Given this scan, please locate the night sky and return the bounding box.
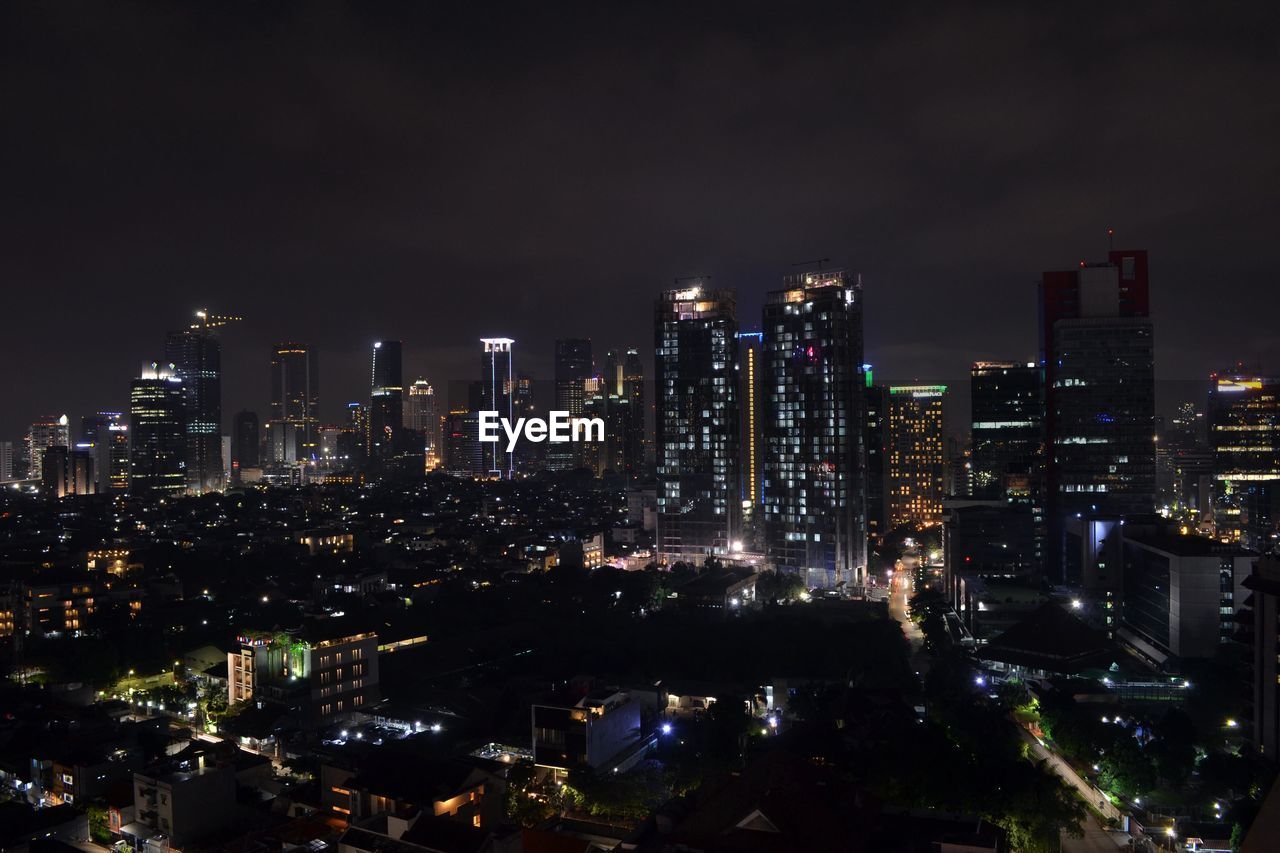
[4,2,1278,439]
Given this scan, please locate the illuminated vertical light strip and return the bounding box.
[747,347,757,503]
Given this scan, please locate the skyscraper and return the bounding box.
[165,310,238,493]
[762,270,868,590]
[368,340,403,462]
[267,343,319,465]
[654,283,740,565]
[28,415,70,486]
[405,378,440,471]
[129,362,187,495]
[480,338,515,478]
[1209,372,1280,550]
[551,338,593,471]
[232,410,260,480]
[82,412,128,494]
[970,362,1043,500]
[887,385,947,528]
[864,377,889,542]
[1040,249,1155,583]
[0,442,14,483]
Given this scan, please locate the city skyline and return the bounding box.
[4,4,1279,437]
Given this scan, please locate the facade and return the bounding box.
[761,270,868,590]
[0,440,13,482]
[228,628,380,726]
[479,338,515,477]
[28,414,70,487]
[1209,373,1280,550]
[532,690,643,773]
[165,316,229,494]
[42,445,96,497]
[1040,249,1155,583]
[231,409,260,480]
[1243,556,1280,760]
[654,284,740,564]
[1116,525,1254,667]
[551,338,593,471]
[81,412,128,493]
[970,361,1043,499]
[405,378,440,470]
[129,363,187,495]
[130,752,236,849]
[267,342,320,466]
[886,385,946,528]
[369,340,404,462]
[864,379,889,541]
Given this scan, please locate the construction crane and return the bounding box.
[189,309,243,332]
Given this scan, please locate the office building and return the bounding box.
[1243,555,1280,759]
[551,338,592,471]
[165,311,237,493]
[1114,523,1254,667]
[81,412,127,493]
[1209,372,1280,550]
[1040,249,1155,583]
[228,626,380,726]
[762,270,868,590]
[585,350,644,481]
[532,690,643,775]
[864,378,889,542]
[266,342,319,466]
[129,362,187,495]
[479,338,515,478]
[405,378,440,470]
[368,340,403,462]
[970,361,1042,499]
[28,414,70,486]
[654,283,740,564]
[0,441,14,482]
[887,385,947,528]
[444,406,484,477]
[231,409,260,482]
[41,445,96,498]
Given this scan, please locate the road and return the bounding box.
[886,563,930,676]
[1020,727,1123,824]
[1062,811,1133,853]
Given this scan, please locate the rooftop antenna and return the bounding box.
[1107,228,1115,252]
[792,257,830,271]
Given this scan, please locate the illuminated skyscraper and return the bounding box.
[0,442,14,483]
[887,385,947,528]
[165,310,238,493]
[480,338,515,478]
[551,338,592,471]
[82,412,128,493]
[28,415,70,486]
[762,270,868,589]
[970,362,1043,500]
[654,283,740,564]
[1040,250,1155,583]
[405,378,441,471]
[1209,372,1280,550]
[129,362,187,495]
[368,341,403,461]
[267,342,319,465]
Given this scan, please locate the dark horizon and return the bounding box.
[4,2,1279,438]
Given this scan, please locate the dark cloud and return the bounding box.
[2,1,1277,436]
